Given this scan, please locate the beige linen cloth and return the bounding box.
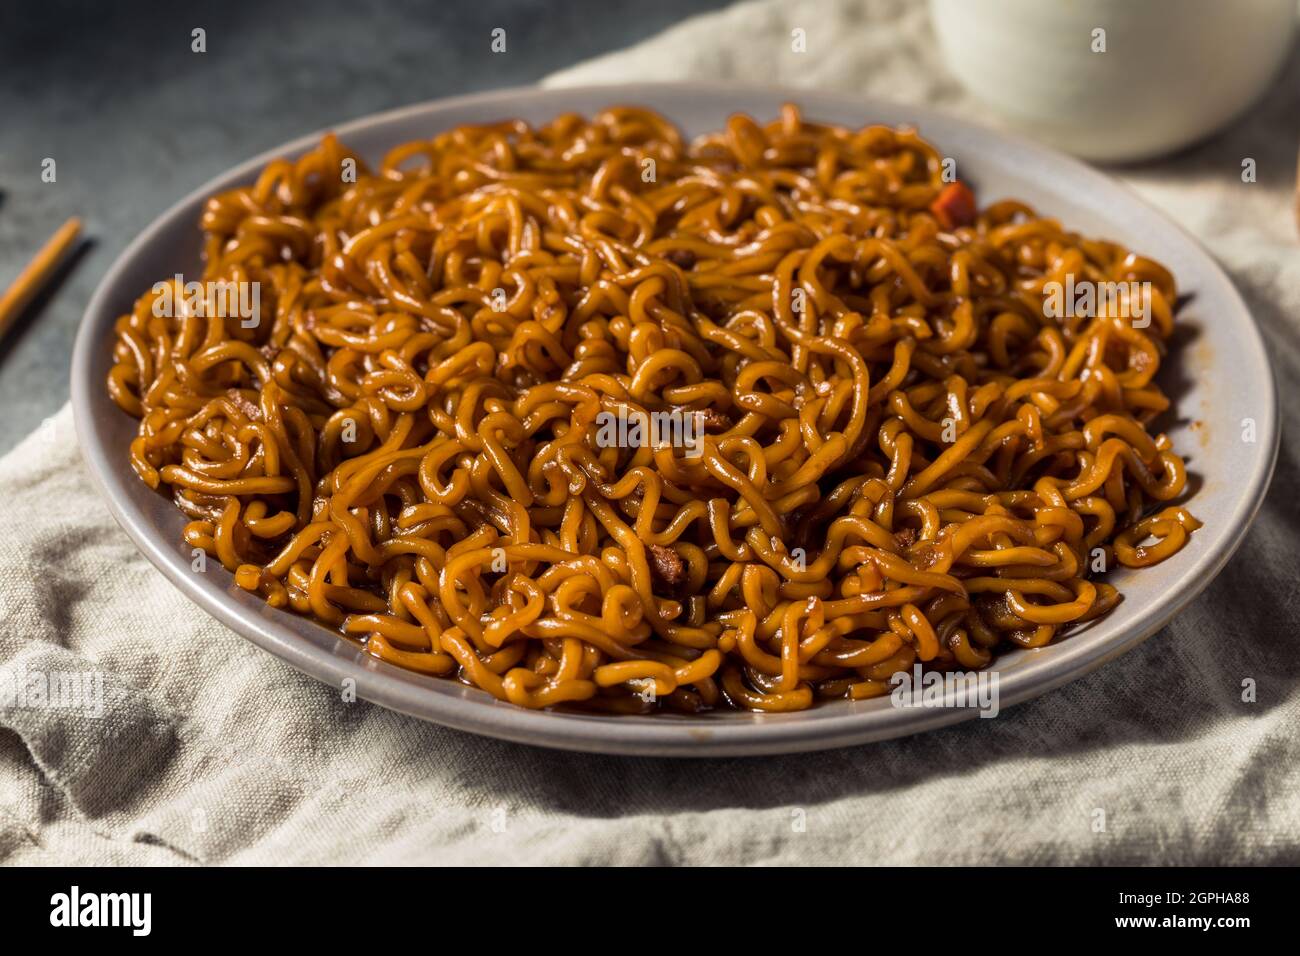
[2,0,1298,865]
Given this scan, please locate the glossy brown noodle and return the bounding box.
[108,105,1200,713]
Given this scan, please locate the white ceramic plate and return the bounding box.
[71,83,1278,756]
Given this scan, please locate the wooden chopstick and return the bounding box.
[0,217,83,341]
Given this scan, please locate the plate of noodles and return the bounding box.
[71,83,1277,756]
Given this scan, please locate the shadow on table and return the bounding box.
[0,236,94,363]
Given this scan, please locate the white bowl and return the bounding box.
[930,0,1296,162]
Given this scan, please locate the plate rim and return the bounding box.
[70,81,1280,757]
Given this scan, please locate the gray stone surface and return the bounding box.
[0,0,731,454]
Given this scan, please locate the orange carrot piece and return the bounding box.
[929,181,977,230]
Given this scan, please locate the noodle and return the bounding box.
[106,105,1199,714]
